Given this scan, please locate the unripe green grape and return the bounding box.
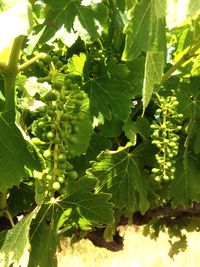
[60,113,69,121]
[64,79,72,87]
[68,170,78,180]
[46,174,53,181]
[37,121,46,128]
[59,94,66,101]
[163,139,169,144]
[58,153,67,162]
[171,96,177,102]
[176,125,182,131]
[70,84,79,91]
[47,109,55,117]
[53,81,62,90]
[55,61,63,69]
[52,55,59,63]
[155,176,161,182]
[170,167,175,173]
[46,131,54,140]
[163,174,169,180]
[150,124,157,129]
[52,181,61,191]
[169,142,176,147]
[44,55,52,63]
[37,61,45,69]
[57,176,65,184]
[152,168,160,173]
[58,162,67,170]
[166,162,172,167]
[177,114,183,118]
[172,101,179,107]
[43,91,57,101]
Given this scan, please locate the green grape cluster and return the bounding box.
[150,94,183,182]
[32,77,84,197]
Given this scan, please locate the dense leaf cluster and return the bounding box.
[0,0,200,265]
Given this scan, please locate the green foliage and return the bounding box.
[1,0,200,265]
[88,144,150,214]
[0,207,40,267]
[0,114,42,192]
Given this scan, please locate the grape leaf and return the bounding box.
[67,53,86,76]
[169,154,200,207]
[100,118,123,138]
[88,145,150,214]
[106,61,130,79]
[0,114,42,192]
[0,206,40,267]
[122,0,166,61]
[43,0,99,41]
[142,51,164,113]
[72,133,112,175]
[28,221,58,267]
[58,176,114,226]
[126,57,146,97]
[8,184,35,217]
[83,78,133,120]
[123,116,151,143]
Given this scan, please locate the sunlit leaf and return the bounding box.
[0,207,40,267]
[88,145,150,214]
[142,51,164,113]
[122,0,166,61]
[83,78,133,120]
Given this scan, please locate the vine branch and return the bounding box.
[161,40,200,85]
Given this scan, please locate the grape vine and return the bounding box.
[0,1,200,266]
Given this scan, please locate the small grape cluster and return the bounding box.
[150,94,183,182]
[33,77,84,197]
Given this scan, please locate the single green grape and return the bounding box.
[52,181,61,191]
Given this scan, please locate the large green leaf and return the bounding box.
[83,78,133,120]
[58,176,114,226]
[169,154,200,207]
[0,114,42,192]
[0,207,40,267]
[42,0,99,41]
[122,0,166,61]
[142,51,164,113]
[28,221,58,267]
[88,145,150,214]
